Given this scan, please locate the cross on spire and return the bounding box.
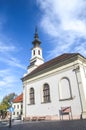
[34,26,39,39]
[32,26,41,46]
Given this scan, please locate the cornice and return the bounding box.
[22,53,86,82]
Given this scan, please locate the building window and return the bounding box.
[43,83,50,103]
[33,50,35,55]
[38,50,40,55]
[14,105,16,109]
[59,77,72,101]
[17,112,19,115]
[17,105,19,109]
[13,112,15,115]
[21,111,22,115]
[30,88,35,104]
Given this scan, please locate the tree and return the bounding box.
[0,93,17,111]
[0,93,17,118]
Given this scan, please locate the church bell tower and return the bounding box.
[28,28,44,73]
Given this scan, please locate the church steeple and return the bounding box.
[34,26,39,39]
[27,27,44,73]
[32,27,41,47]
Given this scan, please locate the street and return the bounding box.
[0,119,86,130]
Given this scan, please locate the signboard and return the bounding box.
[8,107,14,113]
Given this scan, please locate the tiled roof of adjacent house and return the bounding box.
[22,53,85,81]
[13,93,23,103]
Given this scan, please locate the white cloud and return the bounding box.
[37,0,86,59]
[37,0,86,35]
[0,23,24,101]
[0,56,26,70]
[0,69,18,87]
[0,69,23,101]
[0,44,24,101]
[0,42,16,53]
[0,39,26,69]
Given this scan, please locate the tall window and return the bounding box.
[59,77,72,100]
[30,88,35,104]
[13,112,15,115]
[14,105,16,109]
[33,50,35,55]
[17,112,19,115]
[38,50,40,55]
[43,84,50,103]
[17,105,19,109]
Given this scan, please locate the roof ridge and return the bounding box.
[29,53,77,72]
[22,53,84,81]
[13,93,23,103]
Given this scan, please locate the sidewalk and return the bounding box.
[0,119,9,127]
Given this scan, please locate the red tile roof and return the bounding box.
[13,93,23,103]
[22,53,85,81]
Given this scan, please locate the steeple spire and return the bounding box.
[32,26,41,47]
[34,26,38,38]
[27,27,44,73]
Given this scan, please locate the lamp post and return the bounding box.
[8,107,14,128]
[9,115,11,128]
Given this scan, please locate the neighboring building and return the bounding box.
[12,93,23,119]
[22,29,86,120]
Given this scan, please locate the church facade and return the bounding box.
[22,29,86,120]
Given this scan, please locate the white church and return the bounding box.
[22,29,86,120]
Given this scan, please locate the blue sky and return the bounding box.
[0,0,86,101]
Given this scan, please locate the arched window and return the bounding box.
[43,83,50,103]
[59,77,72,101]
[38,50,40,55]
[33,50,35,55]
[30,88,35,104]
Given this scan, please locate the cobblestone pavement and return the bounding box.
[0,119,86,130]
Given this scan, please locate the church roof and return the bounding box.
[22,53,85,81]
[13,93,23,103]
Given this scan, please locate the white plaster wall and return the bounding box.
[23,86,26,117]
[78,63,86,111]
[25,64,82,118]
[35,58,44,65]
[12,102,22,119]
[32,47,42,58]
[80,64,86,99]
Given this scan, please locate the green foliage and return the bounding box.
[0,93,17,111]
[0,103,7,111]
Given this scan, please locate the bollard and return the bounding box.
[80,113,83,120]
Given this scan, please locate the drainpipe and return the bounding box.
[25,83,27,118]
[73,65,83,115]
